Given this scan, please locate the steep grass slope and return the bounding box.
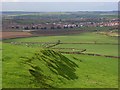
[2,43,118,88]
[21,49,78,88]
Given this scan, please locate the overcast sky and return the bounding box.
[2,2,118,12]
[1,0,120,2]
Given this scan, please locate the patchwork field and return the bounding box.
[2,32,118,88]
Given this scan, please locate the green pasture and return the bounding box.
[54,44,118,56]
[0,42,2,89]
[4,32,118,56]
[2,32,118,88]
[4,32,117,43]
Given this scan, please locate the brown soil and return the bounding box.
[1,30,89,39]
[1,31,32,39]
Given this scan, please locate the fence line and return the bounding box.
[9,42,119,45]
[60,42,119,45]
[52,48,83,50]
[59,51,119,58]
[8,41,119,58]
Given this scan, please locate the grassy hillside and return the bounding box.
[4,32,118,56]
[2,43,118,88]
[2,32,118,88]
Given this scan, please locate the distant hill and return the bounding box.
[2,11,118,15]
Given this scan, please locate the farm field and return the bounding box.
[4,32,117,43]
[0,42,2,89]
[4,32,118,56]
[2,32,118,88]
[1,32,32,39]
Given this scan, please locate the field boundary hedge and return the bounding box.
[9,42,119,45]
[52,47,83,50]
[60,42,119,45]
[59,51,119,58]
[8,41,119,58]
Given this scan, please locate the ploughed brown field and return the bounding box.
[1,30,88,39]
[1,31,32,39]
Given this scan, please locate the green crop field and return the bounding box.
[2,32,118,88]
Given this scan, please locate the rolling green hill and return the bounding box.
[2,32,118,88]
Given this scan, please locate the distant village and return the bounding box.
[3,18,118,31]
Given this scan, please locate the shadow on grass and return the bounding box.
[21,49,78,88]
[40,50,78,80]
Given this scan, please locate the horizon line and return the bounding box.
[1,10,118,12]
